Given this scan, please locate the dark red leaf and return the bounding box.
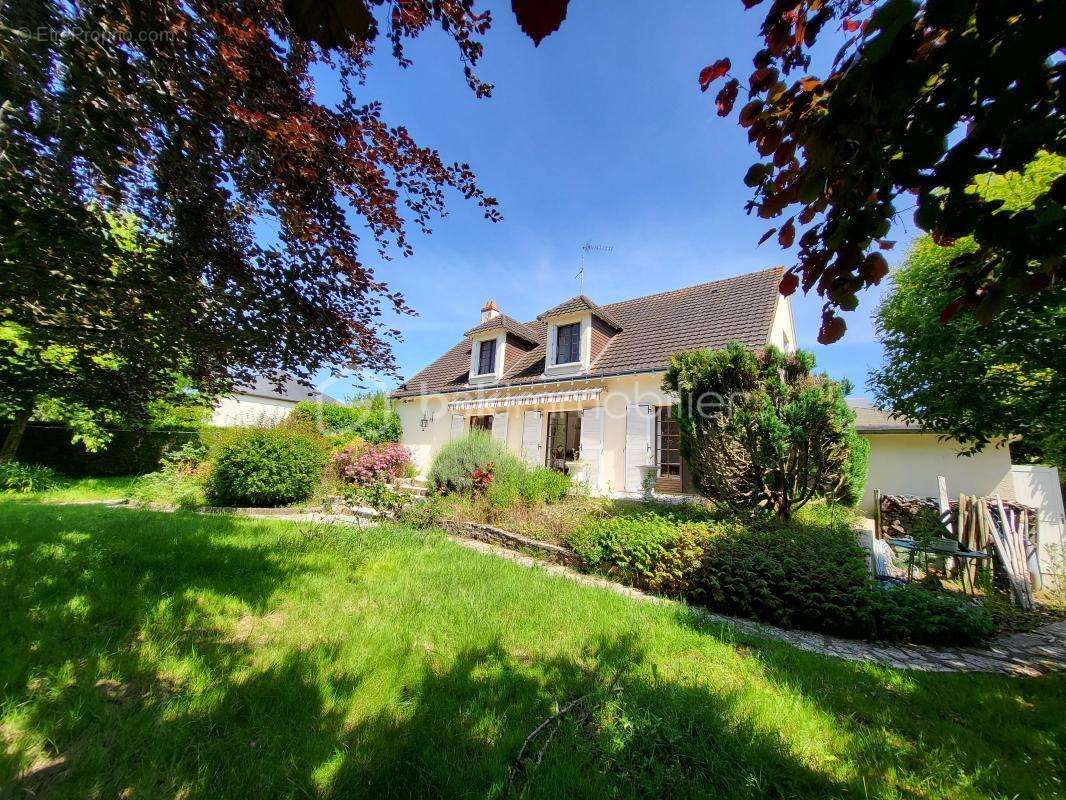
[842,17,862,32]
[738,100,764,127]
[284,0,376,48]
[779,271,799,296]
[512,0,569,46]
[860,252,889,284]
[938,296,965,324]
[778,218,795,248]
[877,239,895,250]
[715,79,739,116]
[758,228,778,245]
[699,58,732,91]
[818,313,847,344]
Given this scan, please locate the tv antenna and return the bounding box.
[577,241,613,291]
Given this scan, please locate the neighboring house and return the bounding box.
[851,399,1065,585]
[848,399,1016,515]
[210,378,336,427]
[391,267,796,496]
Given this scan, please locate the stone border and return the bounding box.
[440,521,581,568]
[61,501,1065,676]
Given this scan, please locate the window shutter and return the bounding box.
[580,406,604,492]
[450,414,465,440]
[521,411,543,466]
[491,411,509,444]
[624,404,654,492]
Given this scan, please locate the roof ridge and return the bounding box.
[602,266,783,312]
[516,266,782,327]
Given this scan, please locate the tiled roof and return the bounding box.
[463,314,539,344]
[392,266,785,398]
[536,294,623,330]
[233,377,339,404]
[847,399,923,433]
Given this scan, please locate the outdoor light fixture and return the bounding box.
[420,412,433,430]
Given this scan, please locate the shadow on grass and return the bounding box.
[330,636,852,800]
[1,504,1061,799]
[678,607,1065,799]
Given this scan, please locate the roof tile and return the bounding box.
[393,266,784,397]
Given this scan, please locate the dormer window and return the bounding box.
[555,323,581,365]
[476,338,496,375]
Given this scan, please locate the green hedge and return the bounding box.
[0,424,200,477]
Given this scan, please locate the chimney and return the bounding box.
[480,299,500,322]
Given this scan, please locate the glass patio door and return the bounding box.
[546,411,582,473]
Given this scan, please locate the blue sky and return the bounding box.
[310,0,916,400]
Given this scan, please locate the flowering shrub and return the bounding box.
[333,441,411,486]
[471,463,494,493]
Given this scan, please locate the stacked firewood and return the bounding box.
[878,493,1035,539]
[877,491,1038,608]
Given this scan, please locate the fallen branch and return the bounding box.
[506,664,626,790]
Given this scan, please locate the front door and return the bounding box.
[546,411,582,473]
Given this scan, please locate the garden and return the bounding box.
[3,351,1057,653]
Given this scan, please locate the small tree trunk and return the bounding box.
[0,405,33,463]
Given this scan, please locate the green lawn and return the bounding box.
[10,475,139,504]
[1,502,1062,799]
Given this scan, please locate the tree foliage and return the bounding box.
[496,0,1066,343]
[664,343,861,519]
[700,0,1065,343]
[0,213,201,457]
[870,153,1066,468]
[0,0,498,449]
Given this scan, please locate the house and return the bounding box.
[391,267,796,496]
[848,399,1016,514]
[210,378,337,427]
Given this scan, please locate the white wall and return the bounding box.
[767,294,797,353]
[210,394,297,427]
[859,433,1014,514]
[396,371,675,495]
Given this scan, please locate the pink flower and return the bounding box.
[332,442,411,486]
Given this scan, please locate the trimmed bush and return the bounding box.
[0,461,62,494]
[427,432,519,494]
[870,584,995,646]
[332,442,411,486]
[568,515,733,597]
[695,520,875,638]
[207,427,327,507]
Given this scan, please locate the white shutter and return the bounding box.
[450,414,465,440]
[580,406,604,492]
[521,411,543,466]
[491,411,509,444]
[624,404,654,492]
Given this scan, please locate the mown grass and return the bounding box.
[8,475,139,504]
[0,502,1063,799]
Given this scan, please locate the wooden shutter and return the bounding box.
[491,411,509,444]
[624,404,654,492]
[449,414,465,440]
[521,411,543,466]
[580,406,604,492]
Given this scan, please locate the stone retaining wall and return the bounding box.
[440,520,581,568]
